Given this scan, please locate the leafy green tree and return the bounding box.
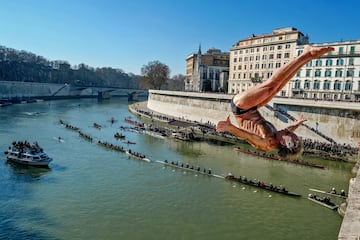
[140,61,170,90]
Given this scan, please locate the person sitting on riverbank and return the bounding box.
[216,45,334,160]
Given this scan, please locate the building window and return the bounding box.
[326,59,332,66]
[285,44,291,49]
[262,55,267,60]
[250,56,254,61]
[345,80,352,90]
[263,46,267,51]
[339,47,343,54]
[271,37,275,41]
[244,57,248,62]
[250,64,253,70]
[347,69,354,77]
[335,70,343,77]
[270,46,274,51]
[315,70,321,77]
[238,65,241,70]
[275,62,281,68]
[277,53,282,59]
[297,50,303,56]
[313,80,320,89]
[277,45,282,50]
[306,61,312,67]
[268,63,273,68]
[233,66,236,70]
[238,57,242,62]
[294,80,301,89]
[284,52,290,58]
[334,80,341,90]
[323,80,330,90]
[256,55,260,61]
[243,73,246,78]
[304,80,310,89]
[325,69,332,77]
[315,60,322,66]
[296,71,301,77]
[349,58,354,65]
[306,70,311,77]
[336,59,344,66]
[269,54,274,59]
[255,64,259,69]
[350,46,355,54]
[233,58,237,62]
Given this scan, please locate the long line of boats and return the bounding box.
[3,116,346,210]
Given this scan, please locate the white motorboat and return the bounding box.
[4,142,52,167]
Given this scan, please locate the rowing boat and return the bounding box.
[307,195,339,210]
[125,151,151,163]
[225,175,301,197]
[309,188,347,199]
[155,160,224,179]
[156,160,301,197]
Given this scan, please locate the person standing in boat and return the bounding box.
[216,45,334,160]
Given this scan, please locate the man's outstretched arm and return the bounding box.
[285,118,306,132]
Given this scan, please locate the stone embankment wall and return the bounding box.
[147,90,360,147]
[0,81,75,98]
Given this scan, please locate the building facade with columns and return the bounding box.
[185,46,229,92]
[228,27,309,94]
[291,40,360,101]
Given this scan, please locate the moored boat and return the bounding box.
[307,194,339,210]
[4,141,52,167]
[233,147,325,169]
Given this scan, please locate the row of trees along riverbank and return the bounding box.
[0,45,185,90]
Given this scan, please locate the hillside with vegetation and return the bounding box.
[0,45,140,88]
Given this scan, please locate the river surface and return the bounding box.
[0,98,354,240]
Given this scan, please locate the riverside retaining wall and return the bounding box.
[147,90,360,147]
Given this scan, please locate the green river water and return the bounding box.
[0,98,353,240]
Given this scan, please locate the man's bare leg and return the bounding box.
[233,45,334,109]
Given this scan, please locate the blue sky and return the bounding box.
[1,0,359,76]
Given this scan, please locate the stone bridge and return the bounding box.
[0,81,147,101]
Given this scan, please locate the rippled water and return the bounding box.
[0,98,353,240]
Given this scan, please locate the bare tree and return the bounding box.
[168,74,185,91]
[140,61,170,90]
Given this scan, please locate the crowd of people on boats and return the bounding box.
[79,131,93,142]
[308,194,337,207]
[127,149,146,159]
[7,141,43,154]
[225,172,289,193]
[163,160,213,174]
[97,140,125,153]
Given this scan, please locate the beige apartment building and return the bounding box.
[228,27,309,94]
[292,40,360,101]
[185,46,229,92]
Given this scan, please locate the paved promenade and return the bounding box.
[338,156,360,239]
